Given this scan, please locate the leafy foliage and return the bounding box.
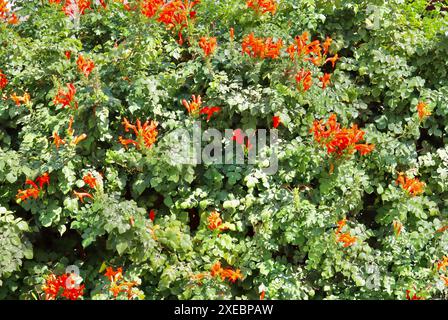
[0,0,447,300]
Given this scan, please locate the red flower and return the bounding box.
[198,36,217,57]
[325,54,339,68]
[42,274,61,300]
[52,132,66,149]
[157,0,200,30]
[42,273,84,301]
[310,114,375,157]
[63,0,92,16]
[141,0,163,18]
[10,92,31,106]
[207,211,228,232]
[53,83,77,109]
[230,27,234,41]
[272,116,281,128]
[65,50,71,59]
[36,172,50,189]
[149,209,156,221]
[354,144,375,156]
[199,106,221,122]
[416,101,431,120]
[182,94,202,115]
[16,173,49,202]
[242,33,283,59]
[73,190,94,203]
[322,37,332,55]
[76,54,95,78]
[396,174,425,197]
[406,290,423,300]
[0,0,10,19]
[209,262,243,283]
[319,73,331,90]
[83,173,97,188]
[119,117,158,150]
[104,267,123,282]
[246,0,277,14]
[295,69,313,92]
[0,69,7,90]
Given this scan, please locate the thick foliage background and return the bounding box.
[0,0,448,300]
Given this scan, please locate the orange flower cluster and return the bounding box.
[406,289,423,300]
[207,211,228,231]
[158,0,199,29]
[246,0,277,15]
[286,32,337,91]
[182,94,221,121]
[0,0,18,24]
[141,0,164,18]
[416,101,431,120]
[0,69,8,90]
[182,94,202,114]
[335,218,357,248]
[295,69,312,92]
[199,36,217,57]
[119,117,158,150]
[53,83,77,109]
[52,116,87,150]
[286,32,334,65]
[396,174,425,196]
[310,114,375,157]
[210,261,243,283]
[16,173,50,202]
[10,92,30,106]
[191,262,243,284]
[62,0,92,16]
[242,33,283,59]
[76,54,95,78]
[83,172,97,188]
[437,256,448,272]
[42,273,85,300]
[104,267,140,299]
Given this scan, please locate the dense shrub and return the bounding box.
[0,0,447,300]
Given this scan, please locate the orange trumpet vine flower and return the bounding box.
[10,92,31,106]
[53,83,77,109]
[272,115,281,128]
[295,69,313,92]
[319,73,331,90]
[120,117,158,150]
[242,33,283,59]
[76,54,95,78]
[310,114,375,157]
[396,174,425,196]
[246,0,277,14]
[198,36,217,57]
[325,54,339,68]
[199,106,221,122]
[416,101,431,120]
[207,211,228,231]
[52,132,66,149]
[82,173,97,188]
[393,220,403,237]
[141,0,163,18]
[73,190,94,203]
[182,94,202,115]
